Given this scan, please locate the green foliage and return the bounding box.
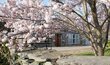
[0,42,11,65]
[0,42,21,65]
[105,48,110,56]
[107,41,110,48]
[0,54,10,65]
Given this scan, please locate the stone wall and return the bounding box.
[57,56,110,65]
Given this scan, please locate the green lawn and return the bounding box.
[76,48,110,56]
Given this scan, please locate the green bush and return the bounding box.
[0,43,11,65]
[105,48,110,56]
[0,42,21,65]
[107,41,110,48]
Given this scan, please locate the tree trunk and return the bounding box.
[94,46,104,56]
[95,46,104,56]
[93,42,104,56]
[93,49,98,56]
[97,46,104,56]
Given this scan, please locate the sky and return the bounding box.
[43,0,50,5]
[0,0,49,5]
[0,0,6,4]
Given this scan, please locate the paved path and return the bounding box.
[51,46,92,51]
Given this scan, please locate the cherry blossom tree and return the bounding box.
[0,0,62,52]
[0,0,109,56]
[50,0,110,56]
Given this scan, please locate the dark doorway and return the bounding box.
[55,33,61,47]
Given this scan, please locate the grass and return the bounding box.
[104,48,110,56]
[77,52,94,56]
[76,48,110,56]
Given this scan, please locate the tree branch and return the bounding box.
[103,17,110,50]
[55,12,75,26]
[71,10,95,28]
[101,17,109,28]
[0,15,45,22]
[87,0,100,28]
[101,3,109,28]
[52,0,95,28]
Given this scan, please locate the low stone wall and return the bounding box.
[17,49,110,65]
[57,56,110,65]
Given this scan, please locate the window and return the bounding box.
[75,34,79,44]
[73,34,75,43]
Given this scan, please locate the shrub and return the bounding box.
[107,41,110,48]
[0,42,21,65]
